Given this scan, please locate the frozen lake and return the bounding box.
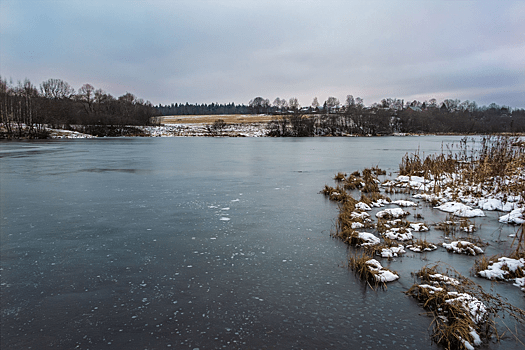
[1,136,523,349]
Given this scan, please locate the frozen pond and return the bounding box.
[1,136,523,349]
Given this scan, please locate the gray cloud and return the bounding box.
[1,0,523,108]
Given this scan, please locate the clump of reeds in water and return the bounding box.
[473,239,524,286]
[333,196,376,244]
[349,253,399,289]
[334,172,346,181]
[359,192,391,207]
[459,217,477,233]
[370,166,386,175]
[343,174,364,190]
[406,238,438,252]
[321,184,352,202]
[406,264,525,349]
[435,215,459,236]
[362,168,380,193]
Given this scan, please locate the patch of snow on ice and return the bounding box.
[366,259,399,282]
[478,257,525,282]
[357,232,380,246]
[376,208,409,219]
[355,202,372,211]
[392,200,417,207]
[442,241,484,256]
[435,202,485,217]
[409,222,429,232]
[380,245,405,258]
[383,228,413,241]
[498,208,524,224]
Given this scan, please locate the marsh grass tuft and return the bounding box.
[406,238,438,252]
[348,253,398,289]
[334,172,346,182]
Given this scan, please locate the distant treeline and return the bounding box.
[156,102,250,115]
[266,104,525,136]
[244,95,524,136]
[2,77,524,138]
[1,77,158,138]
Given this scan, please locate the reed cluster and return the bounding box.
[407,264,525,350]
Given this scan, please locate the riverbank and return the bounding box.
[3,116,525,139]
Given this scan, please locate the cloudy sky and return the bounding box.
[1,0,524,108]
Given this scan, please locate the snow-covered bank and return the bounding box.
[46,123,268,138]
[140,123,268,137]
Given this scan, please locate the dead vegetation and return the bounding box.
[406,264,525,349]
[321,137,525,348]
[397,136,525,200]
[348,253,399,289]
[406,238,438,252]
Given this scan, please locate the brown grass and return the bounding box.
[473,252,524,280]
[407,238,438,252]
[407,264,525,349]
[348,253,395,289]
[399,136,525,199]
[334,172,346,181]
[159,114,276,125]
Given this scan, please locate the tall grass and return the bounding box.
[399,136,525,200]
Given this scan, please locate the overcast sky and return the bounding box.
[1,0,524,108]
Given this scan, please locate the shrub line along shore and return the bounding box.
[322,136,524,350]
[3,113,525,139]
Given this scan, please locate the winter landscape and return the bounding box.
[2,1,525,349]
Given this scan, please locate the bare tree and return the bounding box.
[325,96,340,112]
[289,97,300,112]
[345,95,355,108]
[40,79,75,99]
[249,97,270,114]
[312,97,320,109]
[355,97,364,109]
[78,83,95,113]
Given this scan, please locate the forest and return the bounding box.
[156,102,250,115]
[0,77,158,138]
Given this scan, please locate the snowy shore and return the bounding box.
[48,123,268,138]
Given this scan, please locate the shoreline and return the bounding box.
[2,121,525,139]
